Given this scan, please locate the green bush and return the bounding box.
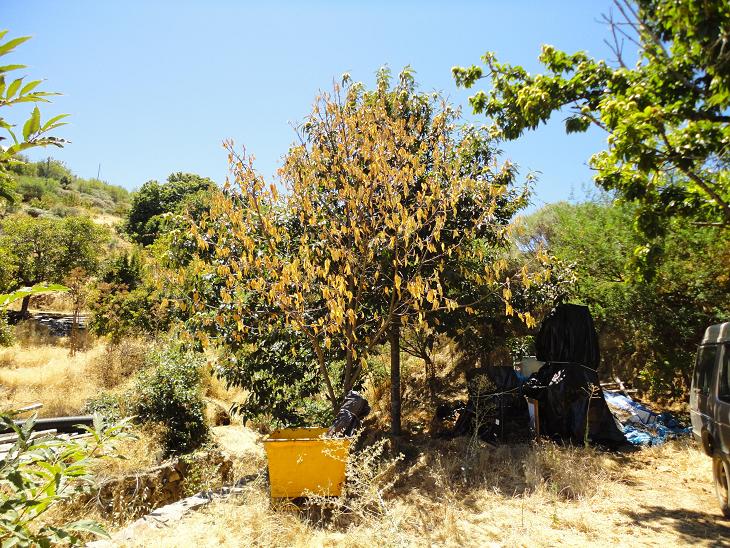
[83,392,124,423]
[88,282,168,344]
[15,175,59,203]
[131,346,209,455]
[0,312,14,347]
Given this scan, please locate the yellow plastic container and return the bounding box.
[263,427,351,498]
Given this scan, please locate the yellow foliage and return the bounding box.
[174,73,541,405]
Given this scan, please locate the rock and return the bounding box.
[83,449,233,524]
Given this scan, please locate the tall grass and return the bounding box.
[0,343,106,416]
[120,437,711,548]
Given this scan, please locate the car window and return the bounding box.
[693,345,718,395]
[720,344,730,402]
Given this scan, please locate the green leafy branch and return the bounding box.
[0,413,135,546]
[0,283,69,310]
[0,29,69,203]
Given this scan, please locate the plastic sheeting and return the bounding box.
[535,304,600,370]
[326,391,370,437]
[603,390,691,446]
[447,367,529,443]
[522,363,627,446]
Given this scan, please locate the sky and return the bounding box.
[5,0,617,207]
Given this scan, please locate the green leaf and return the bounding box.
[65,519,109,538]
[0,64,26,74]
[41,113,69,132]
[21,106,41,140]
[8,95,52,105]
[19,80,41,96]
[0,36,31,57]
[5,77,22,99]
[0,283,69,309]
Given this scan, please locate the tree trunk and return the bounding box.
[390,320,401,437]
[20,295,31,317]
[69,307,78,357]
[424,334,436,405]
[425,355,437,405]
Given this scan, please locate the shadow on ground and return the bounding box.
[622,504,730,544]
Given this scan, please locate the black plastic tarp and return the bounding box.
[535,304,600,370]
[326,390,370,437]
[522,362,627,446]
[448,366,529,442]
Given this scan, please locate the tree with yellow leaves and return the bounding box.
[186,68,537,434]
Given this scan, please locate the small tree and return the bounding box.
[64,267,89,356]
[188,70,533,434]
[88,251,169,344]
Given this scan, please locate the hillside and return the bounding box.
[6,156,131,221]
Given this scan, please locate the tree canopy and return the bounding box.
[177,69,536,430]
[453,0,730,243]
[125,172,215,246]
[0,214,108,313]
[517,196,730,394]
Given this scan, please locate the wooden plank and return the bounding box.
[614,377,628,393]
[0,432,19,444]
[61,432,92,441]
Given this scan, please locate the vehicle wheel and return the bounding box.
[713,454,730,517]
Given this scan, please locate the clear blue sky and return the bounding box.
[5,0,616,207]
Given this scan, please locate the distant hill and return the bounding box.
[6,157,131,221]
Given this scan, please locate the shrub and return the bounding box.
[91,337,148,388]
[88,283,168,344]
[0,312,14,347]
[83,391,125,423]
[131,346,209,455]
[14,320,55,347]
[14,175,59,203]
[0,412,134,546]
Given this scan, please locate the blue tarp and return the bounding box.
[603,390,691,446]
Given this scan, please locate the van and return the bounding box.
[689,322,730,516]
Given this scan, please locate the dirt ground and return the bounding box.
[119,426,730,547]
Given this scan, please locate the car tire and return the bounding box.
[713,454,730,517]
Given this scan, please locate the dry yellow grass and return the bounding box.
[0,342,107,416]
[120,434,729,547]
[0,337,156,417]
[5,336,726,546]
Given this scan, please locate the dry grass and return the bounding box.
[120,432,728,547]
[89,426,166,479]
[0,336,159,417]
[91,338,148,389]
[0,342,107,416]
[6,335,726,546]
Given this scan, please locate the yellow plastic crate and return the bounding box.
[263,427,351,498]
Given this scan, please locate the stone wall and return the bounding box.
[89,449,233,522]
